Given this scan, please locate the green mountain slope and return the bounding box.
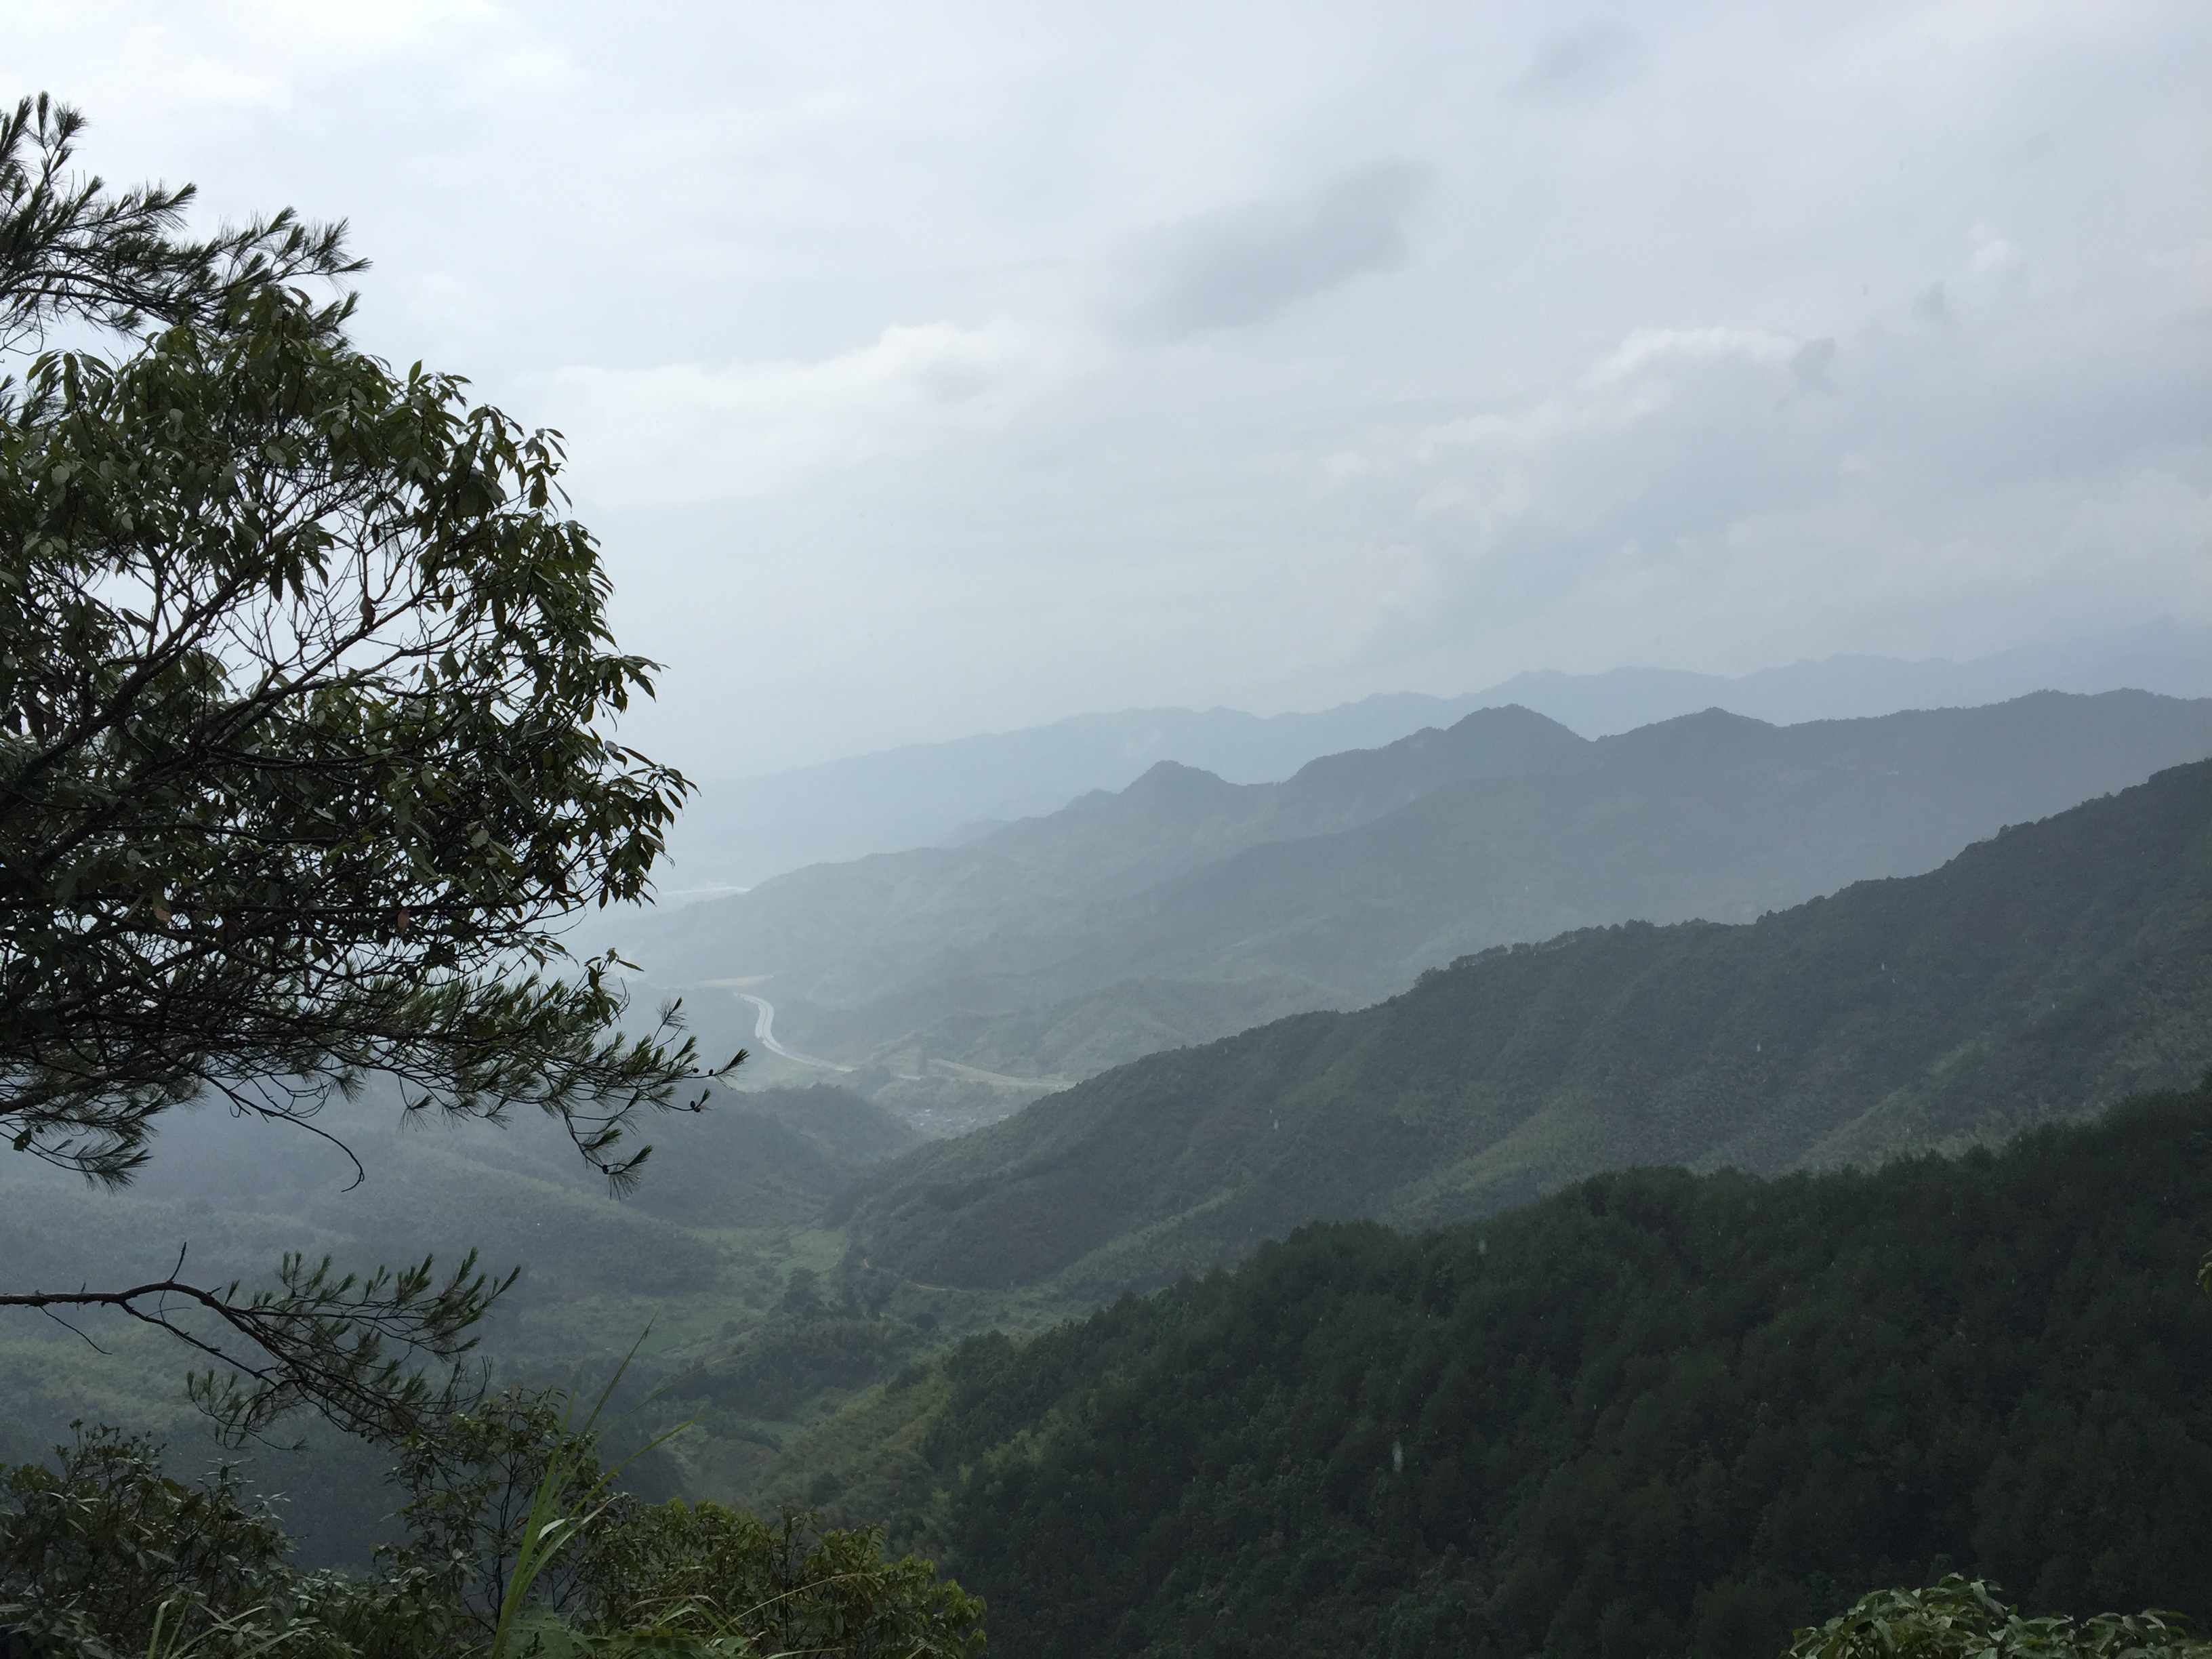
[619,1084,924,1227]
[625,693,2212,1094]
[842,759,2212,1300]
[0,1081,922,1557]
[782,1080,2212,1659]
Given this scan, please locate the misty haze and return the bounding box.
[1,6,2207,1657]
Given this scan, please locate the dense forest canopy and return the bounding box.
[783,1078,2212,1659]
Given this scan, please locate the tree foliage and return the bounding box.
[0,1424,459,1656]
[380,1381,621,1633]
[0,268,712,1190]
[571,1502,985,1659]
[1786,1578,2205,1659]
[0,1406,983,1658]
[0,92,361,351]
[0,1248,514,1446]
[0,94,734,1439]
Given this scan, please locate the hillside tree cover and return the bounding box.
[0,1409,985,1656]
[785,1078,2212,1659]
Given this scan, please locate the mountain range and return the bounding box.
[15,673,2212,1594]
[836,757,2212,1305]
[664,621,2212,892]
[621,691,2212,1107]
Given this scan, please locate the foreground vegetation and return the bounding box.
[763,1076,2212,1658]
[0,1397,983,1656]
[1784,1578,2207,1659]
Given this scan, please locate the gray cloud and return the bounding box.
[17,3,2204,775]
[1789,337,1837,393]
[1122,161,1432,337]
[1507,20,1646,102]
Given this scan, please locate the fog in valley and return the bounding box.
[2,5,2209,1654]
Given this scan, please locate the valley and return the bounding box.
[7,35,2203,1650]
[619,691,2212,1130]
[20,701,2201,1584]
[8,681,2203,1645]
[835,755,2212,1302]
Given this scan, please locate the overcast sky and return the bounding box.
[8,1,2209,775]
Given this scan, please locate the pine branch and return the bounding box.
[0,1247,516,1443]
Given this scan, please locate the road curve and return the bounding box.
[733,993,852,1073]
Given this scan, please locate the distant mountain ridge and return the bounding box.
[668,620,2212,890]
[1477,617,2212,737]
[838,758,2212,1303]
[624,691,2212,1100]
[664,692,1555,893]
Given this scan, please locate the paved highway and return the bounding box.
[733,993,851,1072]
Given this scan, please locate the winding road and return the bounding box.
[733,993,852,1073]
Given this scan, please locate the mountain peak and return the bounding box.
[1123,758,1242,800]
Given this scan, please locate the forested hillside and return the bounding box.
[624,691,2212,1102]
[771,1079,2212,1659]
[841,758,2212,1300]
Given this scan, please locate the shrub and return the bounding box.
[1786,1578,2209,1659]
